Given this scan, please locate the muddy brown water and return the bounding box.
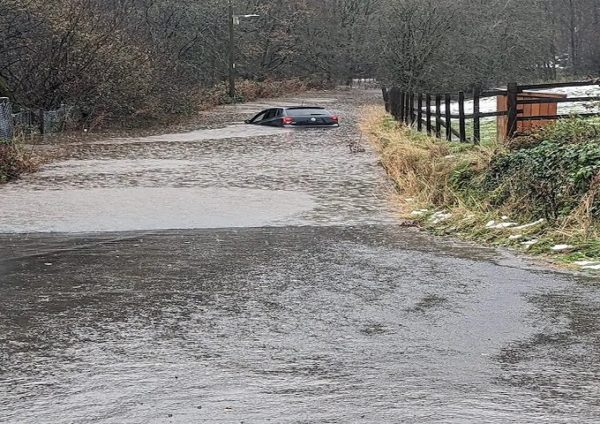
[1,90,600,423]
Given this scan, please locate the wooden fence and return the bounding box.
[382,79,600,144]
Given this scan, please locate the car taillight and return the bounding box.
[282,116,294,125]
[331,115,339,122]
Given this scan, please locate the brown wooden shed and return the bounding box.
[497,91,567,139]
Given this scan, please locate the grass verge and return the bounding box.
[0,138,41,184]
[361,106,600,271]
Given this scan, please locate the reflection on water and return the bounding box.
[495,290,600,419]
[1,226,599,423]
[0,187,316,233]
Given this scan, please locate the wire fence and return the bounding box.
[0,97,14,141]
[0,99,75,140]
[43,105,74,134]
[12,109,35,133]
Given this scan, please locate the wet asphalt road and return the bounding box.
[1,90,600,423]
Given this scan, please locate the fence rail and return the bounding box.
[383,79,600,144]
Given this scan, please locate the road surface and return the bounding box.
[1,90,600,423]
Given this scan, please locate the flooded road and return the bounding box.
[1,90,600,423]
[0,93,394,232]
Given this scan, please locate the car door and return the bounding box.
[261,108,280,126]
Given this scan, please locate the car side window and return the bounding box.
[275,108,283,117]
[264,109,277,120]
[251,111,267,123]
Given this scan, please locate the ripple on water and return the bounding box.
[80,124,292,145]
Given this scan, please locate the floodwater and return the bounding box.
[1,90,600,423]
[0,93,394,232]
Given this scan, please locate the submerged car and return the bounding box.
[245,106,339,128]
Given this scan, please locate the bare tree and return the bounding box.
[0,0,597,122]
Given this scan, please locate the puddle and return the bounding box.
[37,160,198,176]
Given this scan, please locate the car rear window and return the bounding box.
[286,108,329,117]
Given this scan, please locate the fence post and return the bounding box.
[404,93,411,123]
[426,94,432,135]
[445,94,452,141]
[395,89,403,121]
[38,109,45,135]
[395,88,403,121]
[417,94,423,132]
[398,91,406,123]
[400,92,405,123]
[473,85,481,144]
[458,91,466,142]
[409,93,415,126]
[389,88,398,120]
[506,82,518,139]
[435,94,442,139]
[382,87,390,113]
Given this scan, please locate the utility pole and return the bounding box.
[228,0,235,99]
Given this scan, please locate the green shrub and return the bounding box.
[483,119,600,220]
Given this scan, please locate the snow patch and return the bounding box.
[551,244,575,252]
[429,211,452,224]
[511,219,546,231]
[486,220,517,229]
[521,239,539,249]
[574,260,600,267]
